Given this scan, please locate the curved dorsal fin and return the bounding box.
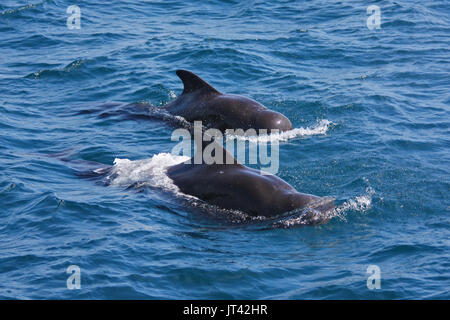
[176,70,220,95]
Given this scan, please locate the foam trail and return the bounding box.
[225,119,333,143]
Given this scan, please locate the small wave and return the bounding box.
[323,186,375,224]
[274,186,375,228]
[106,153,191,197]
[25,57,112,80]
[26,59,87,79]
[225,119,333,143]
[333,187,375,219]
[1,3,37,16]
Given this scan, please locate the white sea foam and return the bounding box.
[106,153,190,196]
[275,186,375,228]
[173,115,191,127]
[225,119,332,143]
[274,197,336,228]
[332,187,375,220]
[168,90,177,99]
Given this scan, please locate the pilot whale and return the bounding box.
[167,140,334,220]
[57,143,333,222]
[165,70,293,132]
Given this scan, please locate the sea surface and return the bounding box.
[0,0,449,299]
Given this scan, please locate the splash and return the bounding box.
[106,153,191,197]
[273,187,375,228]
[225,119,333,143]
[332,187,375,220]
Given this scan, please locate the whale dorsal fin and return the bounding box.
[176,70,220,95]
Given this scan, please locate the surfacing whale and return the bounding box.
[165,70,293,132]
[167,140,334,220]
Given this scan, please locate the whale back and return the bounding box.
[176,70,220,95]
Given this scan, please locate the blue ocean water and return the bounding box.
[0,0,449,299]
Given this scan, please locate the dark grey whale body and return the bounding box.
[167,144,334,220]
[165,70,293,132]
